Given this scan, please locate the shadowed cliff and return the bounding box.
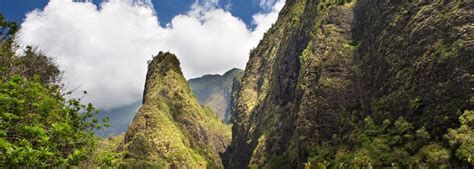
[225,0,473,168]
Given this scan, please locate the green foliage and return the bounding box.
[330,0,351,5]
[1,46,61,84]
[409,96,423,112]
[415,143,450,167]
[0,14,109,167]
[302,112,474,168]
[0,14,18,40]
[122,52,231,168]
[0,76,104,167]
[288,0,305,25]
[0,13,18,76]
[83,134,125,167]
[353,117,449,167]
[321,0,353,8]
[227,0,471,168]
[1,14,60,84]
[347,40,359,48]
[0,13,17,50]
[445,110,474,165]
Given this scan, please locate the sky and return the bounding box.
[1,0,275,28]
[0,0,285,110]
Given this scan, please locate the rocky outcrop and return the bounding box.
[225,0,473,168]
[121,52,231,168]
[189,68,244,123]
[92,69,242,137]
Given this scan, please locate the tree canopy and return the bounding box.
[0,13,107,167]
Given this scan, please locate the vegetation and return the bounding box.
[85,134,125,167]
[120,52,231,168]
[302,110,473,168]
[445,110,474,165]
[226,0,472,168]
[0,14,107,167]
[0,76,105,167]
[1,0,473,167]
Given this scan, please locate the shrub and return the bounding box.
[445,110,474,165]
[0,76,105,167]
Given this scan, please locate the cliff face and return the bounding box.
[226,0,472,168]
[189,68,244,123]
[121,52,231,168]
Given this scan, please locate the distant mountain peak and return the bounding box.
[188,68,244,123]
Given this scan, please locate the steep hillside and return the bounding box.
[92,69,242,136]
[120,52,231,168]
[225,0,473,168]
[91,69,242,137]
[189,68,244,123]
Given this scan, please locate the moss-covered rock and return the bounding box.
[120,52,231,168]
[225,0,472,168]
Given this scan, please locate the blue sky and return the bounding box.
[1,0,265,28]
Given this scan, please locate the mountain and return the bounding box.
[119,52,231,168]
[93,69,242,137]
[93,102,141,137]
[225,0,472,168]
[188,68,244,123]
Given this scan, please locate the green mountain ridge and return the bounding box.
[118,52,231,168]
[3,1,472,167]
[225,0,473,168]
[189,68,244,123]
[92,68,242,137]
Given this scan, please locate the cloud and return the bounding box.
[18,0,284,110]
[258,0,278,10]
[252,0,285,37]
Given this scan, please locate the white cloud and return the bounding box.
[258,0,278,10]
[18,0,284,110]
[252,0,285,38]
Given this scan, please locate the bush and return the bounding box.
[445,110,474,165]
[0,76,105,167]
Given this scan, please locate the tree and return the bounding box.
[445,110,474,165]
[0,13,107,167]
[0,13,18,76]
[0,76,106,167]
[1,14,60,84]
